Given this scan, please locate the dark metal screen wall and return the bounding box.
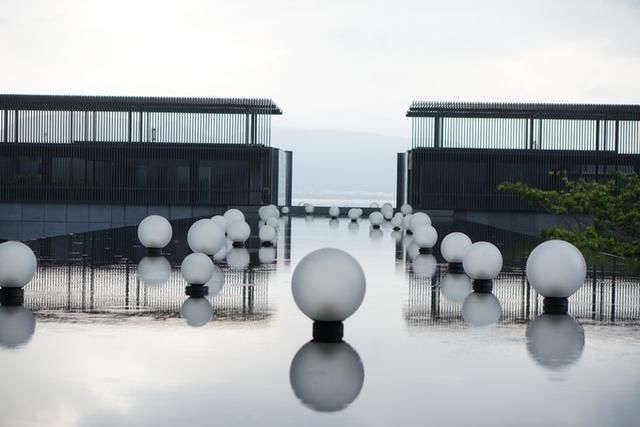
[403,102,640,211]
[0,95,288,207]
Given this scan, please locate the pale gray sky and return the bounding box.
[1,0,639,198]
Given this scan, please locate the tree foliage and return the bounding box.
[498,173,640,258]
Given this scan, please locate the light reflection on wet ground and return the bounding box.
[1,215,639,426]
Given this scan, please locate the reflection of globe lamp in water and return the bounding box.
[526,240,586,314]
[259,224,277,246]
[0,241,38,305]
[462,292,502,327]
[526,313,585,370]
[259,246,277,265]
[292,248,366,342]
[137,256,171,287]
[187,219,225,255]
[348,221,360,233]
[390,229,403,242]
[0,305,36,348]
[412,254,437,278]
[180,297,213,327]
[329,219,340,229]
[226,248,250,271]
[369,227,383,241]
[137,215,173,255]
[290,340,365,412]
[440,273,473,304]
[205,264,225,297]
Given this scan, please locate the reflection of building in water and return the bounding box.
[405,265,640,329]
[24,260,275,324]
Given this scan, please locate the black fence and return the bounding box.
[400,102,640,211]
[0,95,291,207]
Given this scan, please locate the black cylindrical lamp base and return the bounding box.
[0,288,25,306]
[472,279,494,293]
[543,297,569,315]
[447,262,464,274]
[312,321,344,343]
[185,285,209,297]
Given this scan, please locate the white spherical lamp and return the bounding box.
[187,219,225,255]
[137,256,171,286]
[259,224,277,246]
[290,341,364,412]
[381,207,394,221]
[409,212,431,231]
[180,297,213,327]
[266,217,279,230]
[347,208,359,221]
[412,225,438,250]
[369,212,384,228]
[223,208,245,225]
[181,253,214,285]
[281,206,290,215]
[292,248,366,341]
[137,215,172,252]
[0,241,37,306]
[440,273,473,304]
[402,214,413,230]
[0,305,36,348]
[329,206,340,218]
[391,213,403,229]
[400,203,413,215]
[227,220,251,246]
[441,232,472,264]
[304,203,315,214]
[462,241,503,280]
[526,240,586,313]
[462,292,502,327]
[369,202,379,208]
[210,215,228,232]
[526,313,585,370]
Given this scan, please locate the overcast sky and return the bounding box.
[1,0,639,198]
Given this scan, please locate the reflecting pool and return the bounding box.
[1,216,639,426]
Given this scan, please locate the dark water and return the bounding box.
[1,216,639,426]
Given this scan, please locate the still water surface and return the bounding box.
[1,216,639,426]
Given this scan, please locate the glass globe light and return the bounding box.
[356,208,363,217]
[304,203,315,214]
[292,248,366,322]
[369,212,384,227]
[281,206,290,215]
[259,205,279,222]
[0,305,36,348]
[348,221,360,233]
[412,254,437,277]
[137,215,173,250]
[213,239,231,261]
[462,292,502,327]
[402,214,413,230]
[259,224,277,245]
[187,219,225,255]
[137,256,171,286]
[390,213,403,229]
[226,248,250,271]
[259,246,277,264]
[210,215,228,232]
[205,264,225,297]
[441,232,472,263]
[382,202,392,210]
[526,313,585,370]
[181,253,214,285]
[227,220,251,244]
[223,208,245,224]
[369,202,379,208]
[290,341,364,412]
[180,297,213,327]
[369,227,383,241]
[266,217,279,230]
[0,241,37,288]
[381,207,394,220]
[412,225,438,249]
[409,212,431,231]
[462,241,503,280]
[440,273,473,304]
[526,240,586,298]
[329,206,340,218]
[400,203,413,215]
[267,204,280,218]
[347,208,359,220]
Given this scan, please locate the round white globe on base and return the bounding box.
[347,208,359,221]
[259,224,277,245]
[402,214,413,230]
[409,212,431,231]
[329,206,340,218]
[223,208,245,225]
[137,215,173,250]
[440,232,472,263]
[180,297,213,327]
[281,206,290,214]
[413,225,438,249]
[369,212,384,227]
[462,241,503,280]
[304,204,315,214]
[526,240,587,298]
[0,241,37,288]
[181,253,214,285]
[227,220,251,245]
[291,248,366,322]
[462,292,502,327]
[369,202,379,208]
[391,213,403,229]
[400,203,413,215]
[187,219,225,255]
[290,341,364,412]
[210,215,228,232]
